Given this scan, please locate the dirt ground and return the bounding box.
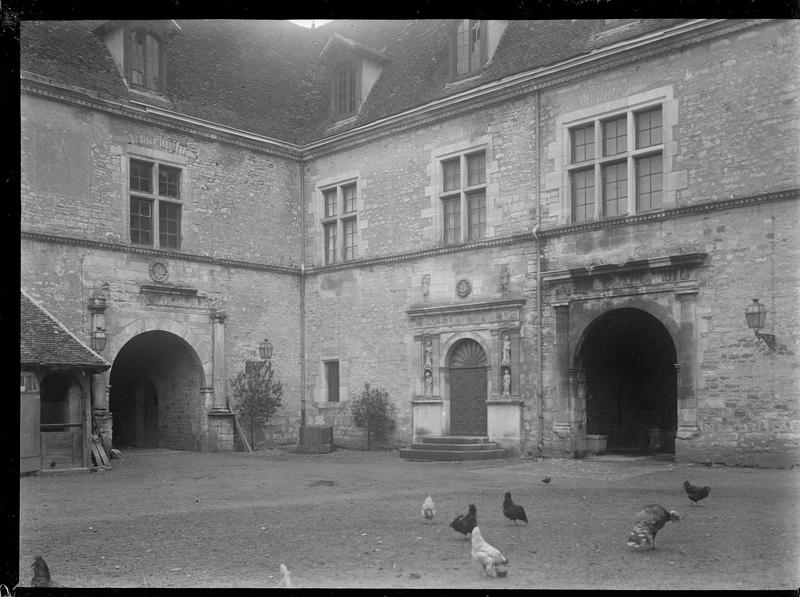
[15,447,800,590]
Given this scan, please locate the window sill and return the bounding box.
[315,401,346,409]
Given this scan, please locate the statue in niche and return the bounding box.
[422,274,430,297]
[500,264,510,296]
[424,368,433,396]
[501,332,511,364]
[423,338,433,369]
[502,367,511,396]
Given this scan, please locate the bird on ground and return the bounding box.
[542,477,551,485]
[31,556,63,588]
[422,494,436,523]
[276,563,292,588]
[626,504,681,550]
[502,492,528,525]
[450,503,478,538]
[470,526,509,577]
[683,480,711,506]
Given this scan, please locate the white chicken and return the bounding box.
[422,494,436,523]
[470,526,509,577]
[276,563,292,588]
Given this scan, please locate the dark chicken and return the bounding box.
[450,503,478,538]
[31,556,63,588]
[502,492,528,525]
[683,480,711,506]
[626,504,681,550]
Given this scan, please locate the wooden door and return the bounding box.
[449,339,488,436]
[450,368,487,435]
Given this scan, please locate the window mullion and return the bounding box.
[627,112,636,214]
[593,120,602,220]
[460,155,468,241]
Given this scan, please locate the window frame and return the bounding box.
[319,180,359,265]
[129,158,183,250]
[324,360,340,403]
[566,102,664,223]
[438,148,488,245]
[450,19,488,80]
[332,59,361,120]
[125,26,166,93]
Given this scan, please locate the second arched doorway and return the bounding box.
[577,308,677,454]
[448,338,489,436]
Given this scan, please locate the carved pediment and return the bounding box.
[407,297,526,331]
[543,253,707,299]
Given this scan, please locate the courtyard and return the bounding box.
[17,447,800,589]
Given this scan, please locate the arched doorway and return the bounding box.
[449,339,488,436]
[109,330,203,451]
[577,308,677,454]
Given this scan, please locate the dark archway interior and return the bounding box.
[579,308,677,454]
[109,331,201,450]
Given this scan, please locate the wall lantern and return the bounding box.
[259,338,273,361]
[744,298,776,351]
[90,327,107,352]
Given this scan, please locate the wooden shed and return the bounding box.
[20,290,110,474]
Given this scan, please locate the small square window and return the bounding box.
[571,168,595,223]
[343,217,357,261]
[571,124,595,164]
[159,202,181,249]
[443,158,461,192]
[636,107,663,149]
[130,196,153,245]
[324,189,338,218]
[602,161,628,217]
[467,152,486,186]
[130,159,153,193]
[443,196,461,244]
[603,116,627,156]
[158,166,180,198]
[342,184,357,213]
[467,190,486,240]
[636,155,663,211]
[324,222,337,265]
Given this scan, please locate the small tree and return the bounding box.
[351,383,397,450]
[230,358,283,449]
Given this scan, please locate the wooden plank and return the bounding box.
[90,440,103,467]
[92,434,110,467]
[233,415,252,452]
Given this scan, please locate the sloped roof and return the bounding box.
[20,19,689,145]
[20,290,111,372]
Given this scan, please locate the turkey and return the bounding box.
[470,526,509,577]
[422,494,436,523]
[626,504,681,550]
[31,556,63,588]
[502,492,528,525]
[449,503,477,538]
[683,480,711,506]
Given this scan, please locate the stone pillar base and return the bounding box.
[487,397,522,457]
[205,412,235,452]
[411,398,444,443]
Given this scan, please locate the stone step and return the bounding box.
[409,442,500,451]
[420,435,490,444]
[399,447,508,461]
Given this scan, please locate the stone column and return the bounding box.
[211,310,229,412]
[569,367,587,455]
[675,290,701,453]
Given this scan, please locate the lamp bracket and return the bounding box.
[756,331,776,352]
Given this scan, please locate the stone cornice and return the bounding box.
[541,253,707,285]
[21,188,797,277]
[20,231,299,275]
[19,19,768,161]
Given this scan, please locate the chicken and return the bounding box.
[542,477,551,485]
[422,494,436,523]
[31,556,63,588]
[449,503,477,538]
[276,563,292,588]
[470,526,509,577]
[683,480,711,506]
[502,492,528,525]
[626,504,681,550]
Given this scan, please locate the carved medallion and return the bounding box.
[456,279,472,298]
[149,261,168,283]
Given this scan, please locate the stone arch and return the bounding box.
[570,296,679,367]
[107,317,211,386]
[439,331,493,369]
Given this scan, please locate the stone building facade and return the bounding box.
[20,19,800,467]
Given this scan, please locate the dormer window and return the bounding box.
[94,20,179,96]
[335,61,359,118]
[129,29,163,92]
[452,20,486,78]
